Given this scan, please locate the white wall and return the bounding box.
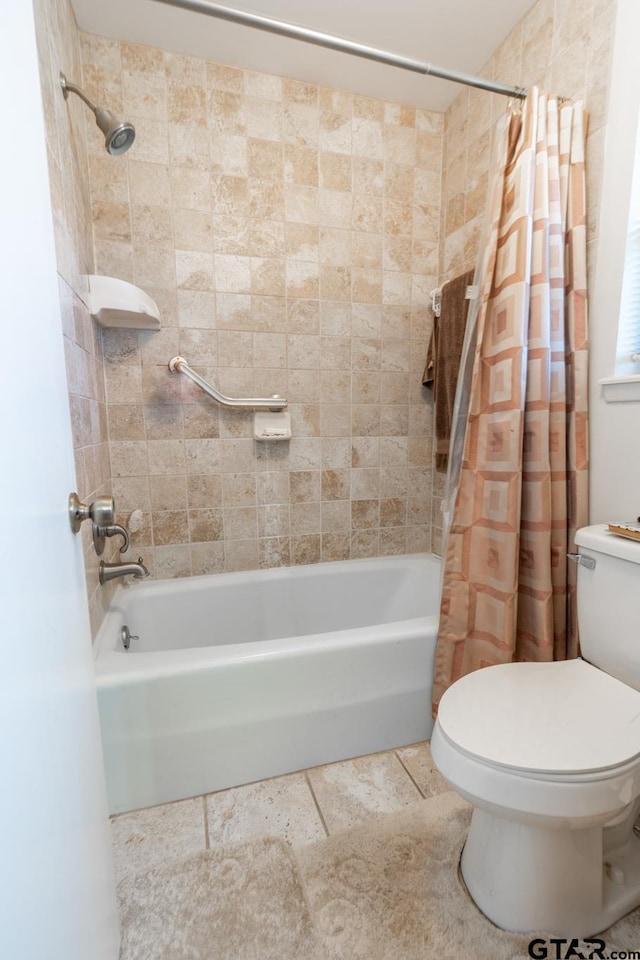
[589,0,640,523]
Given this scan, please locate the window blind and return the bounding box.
[615,123,640,376]
[616,220,640,373]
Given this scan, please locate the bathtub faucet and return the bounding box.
[99,557,150,585]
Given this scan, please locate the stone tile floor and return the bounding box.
[110,741,449,883]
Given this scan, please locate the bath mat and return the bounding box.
[117,835,329,960]
[118,791,640,960]
[298,791,640,960]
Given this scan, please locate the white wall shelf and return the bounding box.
[87,275,160,330]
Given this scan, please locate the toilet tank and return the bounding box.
[575,524,640,691]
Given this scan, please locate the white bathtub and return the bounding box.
[94,553,440,813]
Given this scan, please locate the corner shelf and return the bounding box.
[87,275,160,330]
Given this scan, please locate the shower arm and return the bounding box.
[60,75,98,113]
[151,0,527,100]
[168,356,287,411]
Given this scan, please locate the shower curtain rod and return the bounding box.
[152,0,527,101]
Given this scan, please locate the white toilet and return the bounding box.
[431,524,640,937]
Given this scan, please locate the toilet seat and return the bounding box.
[436,658,640,778]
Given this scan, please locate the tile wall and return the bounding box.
[79,35,443,580]
[34,0,618,631]
[33,0,118,634]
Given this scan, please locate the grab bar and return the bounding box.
[168,356,287,411]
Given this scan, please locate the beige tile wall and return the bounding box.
[79,35,443,578]
[33,0,118,635]
[432,0,617,551]
[34,0,618,633]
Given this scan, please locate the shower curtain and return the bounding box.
[432,87,588,715]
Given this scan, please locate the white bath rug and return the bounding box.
[118,835,329,960]
[118,791,640,960]
[298,791,640,960]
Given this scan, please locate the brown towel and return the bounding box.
[423,269,475,472]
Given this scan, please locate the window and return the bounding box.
[614,117,640,378]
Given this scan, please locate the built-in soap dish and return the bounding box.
[253,410,292,441]
[87,275,160,330]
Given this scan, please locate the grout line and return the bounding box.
[202,794,211,850]
[304,771,330,837]
[394,749,427,799]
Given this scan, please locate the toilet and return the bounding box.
[430,524,640,937]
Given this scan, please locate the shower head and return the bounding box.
[60,73,135,156]
[94,106,136,156]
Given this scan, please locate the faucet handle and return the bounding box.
[96,523,130,554]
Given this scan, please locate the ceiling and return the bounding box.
[71,0,536,112]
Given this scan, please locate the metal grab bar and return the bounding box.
[168,356,287,411]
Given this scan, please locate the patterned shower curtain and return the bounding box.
[432,88,588,715]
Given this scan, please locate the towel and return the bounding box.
[423,269,475,472]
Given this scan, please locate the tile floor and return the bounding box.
[110,741,450,884]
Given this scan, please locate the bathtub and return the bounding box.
[94,553,440,813]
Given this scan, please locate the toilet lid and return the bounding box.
[437,659,640,775]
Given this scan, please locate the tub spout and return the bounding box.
[99,557,150,585]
